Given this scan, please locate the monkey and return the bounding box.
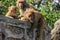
[5,6,18,19]
[18,8,47,40]
[51,19,60,40]
[18,8,36,22]
[16,0,36,15]
[18,13,34,23]
[18,15,29,21]
[25,8,46,40]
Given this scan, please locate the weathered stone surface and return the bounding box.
[0,15,31,26]
[0,15,51,40]
[42,25,51,40]
[0,29,2,40]
[0,15,32,40]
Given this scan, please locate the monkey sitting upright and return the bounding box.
[18,8,46,40]
[5,6,18,19]
[16,0,36,15]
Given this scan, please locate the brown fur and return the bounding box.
[19,8,46,40]
[5,6,18,19]
[16,0,36,15]
[18,15,29,21]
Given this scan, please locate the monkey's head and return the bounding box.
[24,8,37,23]
[8,6,16,13]
[16,0,26,9]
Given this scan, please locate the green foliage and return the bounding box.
[0,0,16,15]
[39,2,60,28]
[26,0,33,3]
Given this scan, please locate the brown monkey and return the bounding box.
[5,6,18,19]
[18,8,46,40]
[16,0,36,15]
[25,9,46,40]
[18,15,29,21]
[18,8,35,22]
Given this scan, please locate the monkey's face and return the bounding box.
[8,6,16,13]
[16,0,25,9]
[25,10,35,23]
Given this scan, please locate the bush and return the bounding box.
[39,2,60,28]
